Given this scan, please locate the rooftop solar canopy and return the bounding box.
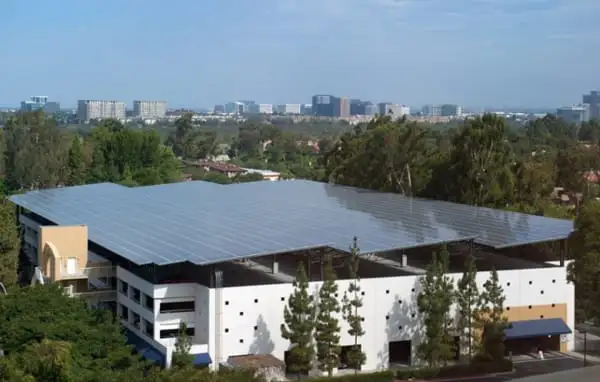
[9,180,574,266]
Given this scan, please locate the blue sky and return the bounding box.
[0,0,598,109]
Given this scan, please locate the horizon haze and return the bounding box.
[0,0,598,109]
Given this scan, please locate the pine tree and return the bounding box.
[281,262,316,377]
[341,237,366,372]
[456,252,479,361]
[417,247,456,367]
[477,268,507,361]
[315,257,341,377]
[171,322,193,369]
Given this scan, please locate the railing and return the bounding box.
[60,264,115,280]
[64,285,117,300]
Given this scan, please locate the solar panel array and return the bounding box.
[9,180,574,266]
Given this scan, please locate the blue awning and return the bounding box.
[124,328,166,366]
[193,352,212,365]
[505,318,572,340]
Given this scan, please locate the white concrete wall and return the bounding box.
[217,267,573,373]
[116,265,574,373]
[117,267,212,367]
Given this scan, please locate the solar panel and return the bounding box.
[9,180,574,266]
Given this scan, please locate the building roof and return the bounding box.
[9,180,574,267]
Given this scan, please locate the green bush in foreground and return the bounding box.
[308,359,512,381]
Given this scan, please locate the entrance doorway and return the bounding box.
[389,340,411,366]
[505,336,561,355]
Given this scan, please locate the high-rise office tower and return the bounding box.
[556,105,590,124]
[583,91,600,120]
[440,104,463,117]
[312,95,341,117]
[421,104,442,117]
[339,97,350,117]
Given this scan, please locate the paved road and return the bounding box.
[441,356,586,382]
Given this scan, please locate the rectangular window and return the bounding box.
[132,312,140,329]
[66,258,77,274]
[119,304,129,321]
[159,301,195,313]
[120,280,129,295]
[144,319,154,337]
[159,327,195,339]
[131,287,141,304]
[144,295,154,311]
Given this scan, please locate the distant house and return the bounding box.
[198,161,245,178]
[242,168,281,181]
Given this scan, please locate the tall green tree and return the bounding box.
[323,116,432,196]
[314,257,341,377]
[19,339,73,382]
[3,111,70,190]
[442,114,515,207]
[477,268,507,361]
[171,322,194,369]
[555,144,600,195]
[455,253,479,361]
[417,247,455,367]
[67,135,88,186]
[341,237,366,372]
[0,284,147,380]
[568,200,600,322]
[169,113,194,158]
[281,262,316,377]
[0,197,20,289]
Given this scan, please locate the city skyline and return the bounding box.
[1,0,599,108]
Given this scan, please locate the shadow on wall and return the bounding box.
[377,277,423,370]
[249,314,275,355]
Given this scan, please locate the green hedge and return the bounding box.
[307,360,513,381]
[395,359,514,380]
[309,371,395,382]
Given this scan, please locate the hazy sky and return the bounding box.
[1,0,598,109]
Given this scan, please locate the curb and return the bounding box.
[394,369,515,382]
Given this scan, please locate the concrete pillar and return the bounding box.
[213,269,223,371]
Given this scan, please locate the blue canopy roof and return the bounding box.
[124,328,166,366]
[193,352,212,365]
[505,318,572,340]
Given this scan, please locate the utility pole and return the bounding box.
[581,330,588,367]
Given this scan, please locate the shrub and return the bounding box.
[394,359,513,380]
[310,371,395,382]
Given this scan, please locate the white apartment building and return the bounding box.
[384,104,410,117]
[78,100,126,122]
[276,104,302,114]
[133,100,168,119]
[258,104,273,114]
[11,180,574,374]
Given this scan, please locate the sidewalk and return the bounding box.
[565,351,600,364]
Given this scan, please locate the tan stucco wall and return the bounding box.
[38,225,88,281]
[505,304,569,352]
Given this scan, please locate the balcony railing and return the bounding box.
[60,263,115,280]
[64,285,117,300]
